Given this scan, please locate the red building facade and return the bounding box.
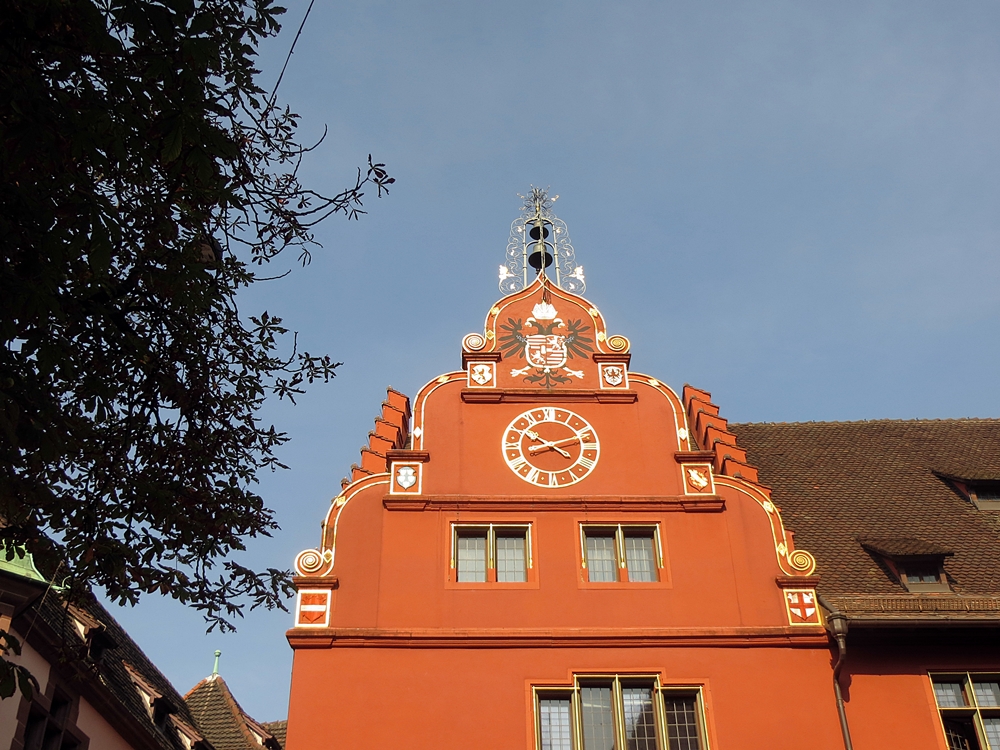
[284,196,1000,749]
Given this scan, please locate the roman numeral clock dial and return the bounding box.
[502,407,600,487]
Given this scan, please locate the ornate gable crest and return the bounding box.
[498,300,594,388]
[461,189,631,391]
[464,274,630,391]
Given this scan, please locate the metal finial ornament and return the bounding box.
[499,187,585,295]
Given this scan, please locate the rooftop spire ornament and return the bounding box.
[499,187,585,295]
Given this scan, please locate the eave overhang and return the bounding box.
[824,594,1000,629]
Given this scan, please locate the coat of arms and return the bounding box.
[470,364,493,385]
[602,366,625,387]
[785,590,820,624]
[395,466,417,489]
[685,467,711,492]
[498,301,594,388]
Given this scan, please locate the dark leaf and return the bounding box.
[0,0,392,642]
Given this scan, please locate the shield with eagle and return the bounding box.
[497,301,594,388]
[525,334,568,370]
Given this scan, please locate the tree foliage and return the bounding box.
[0,0,392,644]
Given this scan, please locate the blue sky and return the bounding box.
[107,1,1000,721]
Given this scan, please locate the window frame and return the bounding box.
[968,483,1000,512]
[942,476,1000,512]
[897,559,951,593]
[17,683,88,750]
[449,522,533,585]
[931,671,1000,750]
[532,674,709,750]
[579,524,664,584]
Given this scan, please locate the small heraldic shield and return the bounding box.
[395,466,417,489]
[470,364,493,385]
[687,468,709,489]
[786,590,820,624]
[525,334,568,370]
[603,366,625,387]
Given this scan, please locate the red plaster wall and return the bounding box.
[839,640,1000,750]
[287,647,842,749]
[285,279,840,749]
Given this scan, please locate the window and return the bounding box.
[940,475,1000,511]
[859,538,952,593]
[535,675,707,750]
[582,525,661,583]
[21,687,84,750]
[932,673,1000,750]
[452,524,531,583]
[898,561,950,593]
[969,482,1000,511]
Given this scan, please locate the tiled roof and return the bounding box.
[731,419,1000,598]
[16,586,204,750]
[262,721,286,747]
[6,551,275,750]
[185,674,280,750]
[858,537,953,558]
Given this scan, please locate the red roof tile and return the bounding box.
[731,419,1000,597]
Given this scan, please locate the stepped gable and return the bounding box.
[346,387,410,483]
[731,418,1000,601]
[292,272,819,583]
[185,673,281,750]
[682,384,762,484]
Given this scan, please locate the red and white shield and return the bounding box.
[525,334,567,369]
[785,589,821,625]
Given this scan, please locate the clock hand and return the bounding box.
[524,430,572,459]
[527,435,582,454]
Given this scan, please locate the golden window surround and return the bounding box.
[532,673,709,750]
[449,522,533,570]
[578,524,664,570]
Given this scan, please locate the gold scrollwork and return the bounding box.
[787,549,817,575]
[462,332,486,351]
[607,334,630,352]
[295,548,330,576]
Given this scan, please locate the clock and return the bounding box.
[502,407,600,487]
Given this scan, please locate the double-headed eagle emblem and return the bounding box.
[498,302,594,388]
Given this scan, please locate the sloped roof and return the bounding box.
[0,544,46,582]
[185,674,280,750]
[731,419,1000,598]
[9,580,205,750]
[261,721,286,747]
[858,537,953,559]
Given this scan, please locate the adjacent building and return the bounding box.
[734,419,1000,749]
[0,550,284,750]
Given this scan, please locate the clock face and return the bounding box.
[502,407,600,487]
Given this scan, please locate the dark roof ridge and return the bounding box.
[732,417,1000,427]
[13,584,200,749]
[261,721,286,748]
[859,537,955,558]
